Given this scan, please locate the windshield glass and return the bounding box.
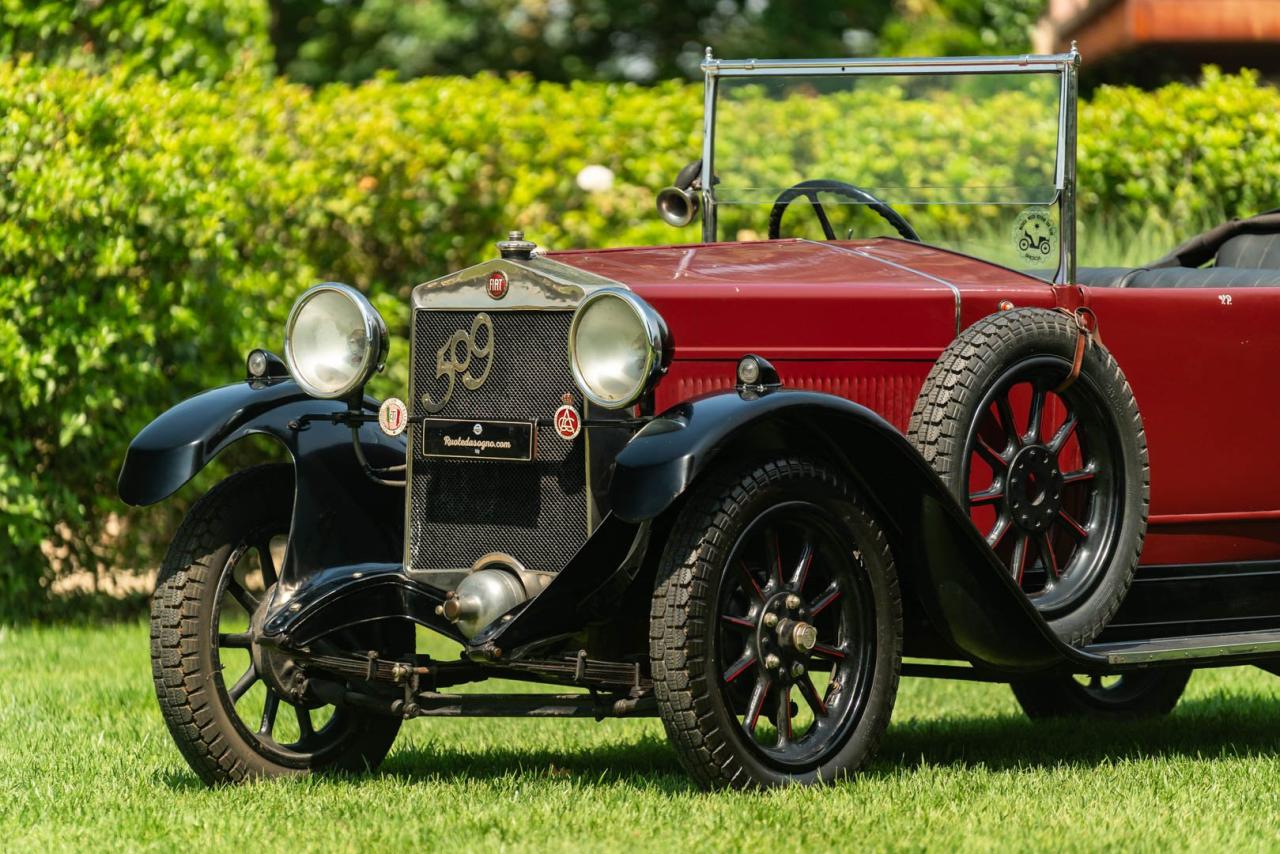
[712,68,1065,278]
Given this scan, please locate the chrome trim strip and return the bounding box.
[701,47,718,243]
[412,256,626,312]
[1090,629,1280,665]
[1057,45,1080,285]
[813,240,963,337]
[702,52,1081,77]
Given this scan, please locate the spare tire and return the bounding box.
[908,308,1149,645]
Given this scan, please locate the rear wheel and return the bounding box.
[150,464,406,786]
[650,458,902,789]
[1011,669,1191,720]
[908,308,1149,645]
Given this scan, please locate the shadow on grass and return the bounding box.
[382,733,692,791]
[152,692,1280,792]
[876,693,1280,773]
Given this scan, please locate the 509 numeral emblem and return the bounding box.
[420,313,494,414]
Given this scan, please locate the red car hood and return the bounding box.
[548,238,1046,361]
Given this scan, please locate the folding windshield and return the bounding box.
[700,53,1079,282]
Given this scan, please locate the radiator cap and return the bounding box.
[497,230,537,260]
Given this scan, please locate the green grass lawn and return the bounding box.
[5,621,1280,852]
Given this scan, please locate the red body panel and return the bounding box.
[550,238,1280,568]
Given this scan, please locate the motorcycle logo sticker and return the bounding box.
[1012,208,1058,265]
[554,393,581,440]
[378,397,409,436]
[486,271,509,300]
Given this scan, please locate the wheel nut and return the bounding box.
[785,594,801,609]
[763,612,779,628]
[791,662,805,677]
[764,653,781,670]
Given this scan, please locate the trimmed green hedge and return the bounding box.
[2,61,1277,616]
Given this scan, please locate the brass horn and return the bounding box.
[656,158,704,228]
[656,185,700,227]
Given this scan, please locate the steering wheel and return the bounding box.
[767,179,920,242]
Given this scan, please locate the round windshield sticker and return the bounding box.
[1012,208,1058,265]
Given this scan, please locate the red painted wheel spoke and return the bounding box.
[1026,386,1046,444]
[1048,414,1078,455]
[988,516,1012,550]
[811,643,846,661]
[722,651,757,684]
[1061,468,1095,486]
[720,614,755,631]
[968,486,1005,507]
[1011,534,1030,584]
[974,435,1008,472]
[735,560,765,601]
[791,537,815,590]
[1057,509,1089,540]
[808,583,842,617]
[768,528,784,587]
[797,673,828,717]
[995,392,1021,450]
[775,685,793,746]
[745,677,770,734]
[1039,534,1060,579]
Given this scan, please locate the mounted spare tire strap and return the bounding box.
[1053,306,1100,394]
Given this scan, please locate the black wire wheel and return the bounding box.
[651,458,902,789]
[1011,668,1192,720]
[909,308,1149,645]
[150,464,406,786]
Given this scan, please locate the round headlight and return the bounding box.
[283,283,387,400]
[568,288,668,409]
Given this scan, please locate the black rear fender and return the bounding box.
[610,389,1067,672]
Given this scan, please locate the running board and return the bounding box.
[1083,628,1280,666]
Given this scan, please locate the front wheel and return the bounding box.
[150,464,406,786]
[650,458,902,789]
[1011,669,1191,720]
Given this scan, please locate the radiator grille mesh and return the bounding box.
[408,309,586,572]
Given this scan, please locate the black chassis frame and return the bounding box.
[120,360,1280,716]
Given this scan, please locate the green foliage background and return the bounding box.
[1,58,1278,616]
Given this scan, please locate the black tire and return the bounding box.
[908,308,1149,645]
[1011,668,1192,720]
[650,457,902,789]
[150,464,404,786]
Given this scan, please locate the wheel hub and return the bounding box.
[1005,444,1064,533]
[249,596,321,709]
[755,592,816,678]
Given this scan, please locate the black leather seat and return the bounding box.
[1216,232,1280,268]
[1075,224,1280,288]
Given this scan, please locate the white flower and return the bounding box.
[576,164,614,193]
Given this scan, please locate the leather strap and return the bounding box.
[1053,307,1100,394]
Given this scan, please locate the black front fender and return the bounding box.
[610,389,1075,673]
[118,378,407,587]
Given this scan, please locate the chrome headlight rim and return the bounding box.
[567,287,668,410]
[283,282,388,400]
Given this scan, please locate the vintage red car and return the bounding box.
[120,48,1280,790]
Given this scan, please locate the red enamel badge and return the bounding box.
[486,271,509,300]
[554,394,581,440]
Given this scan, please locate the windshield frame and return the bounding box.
[698,48,1081,284]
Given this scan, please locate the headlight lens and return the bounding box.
[568,288,668,409]
[284,283,387,399]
